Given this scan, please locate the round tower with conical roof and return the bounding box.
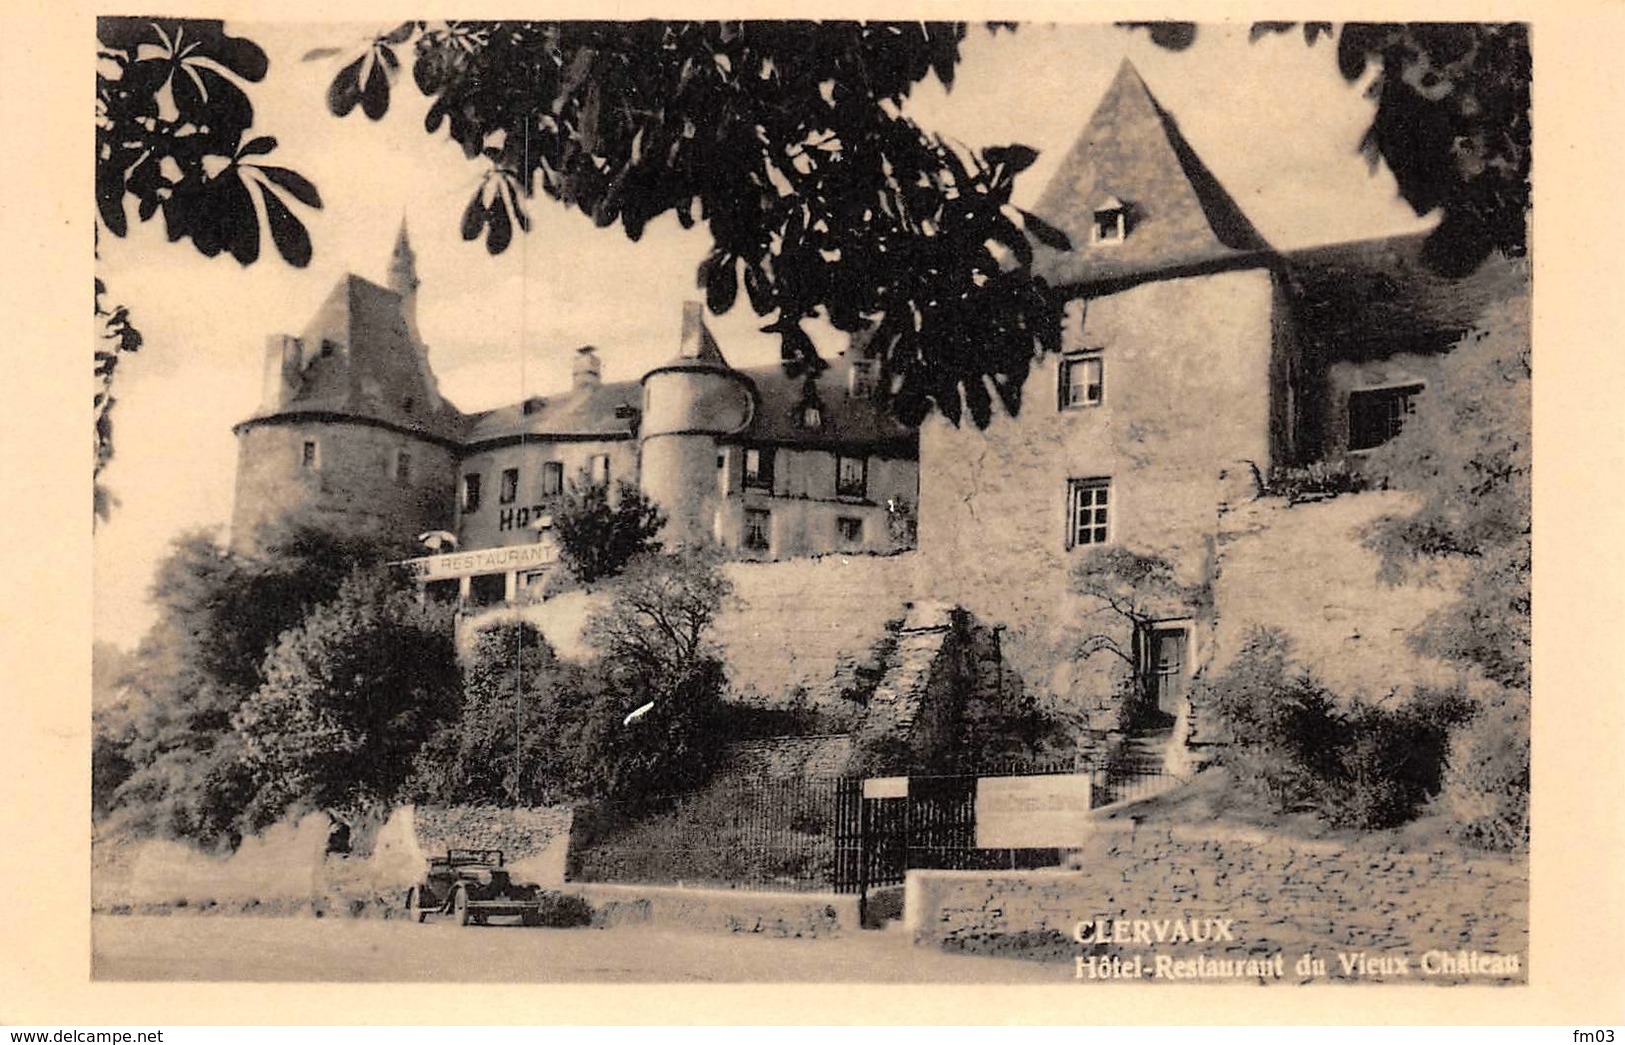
[638,302,755,548]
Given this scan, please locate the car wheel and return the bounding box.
[452,887,473,927]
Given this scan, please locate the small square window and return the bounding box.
[837,455,868,499]
[393,450,412,484]
[1348,383,1425,452]
[1067,478,1112,548]
[1092,204,1127,245]
[744,508,772,551]
[462,473,482,513]
[837,516,863,546]
[301,440,319,470]
[540,461,564,497]
[1060,354,1104,409]
[744,447,775,490]
[499,468,519,504]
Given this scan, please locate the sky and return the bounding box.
[92,21,1432,649]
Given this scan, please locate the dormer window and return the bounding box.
[1091,196,1128,246]
[801,404,823,429]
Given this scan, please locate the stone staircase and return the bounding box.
[1092,728,1181,807]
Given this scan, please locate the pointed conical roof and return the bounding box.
[1031,59,1271,289]
[388,217,419,296]
[650,300,734,374]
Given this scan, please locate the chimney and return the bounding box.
[260,334,303,412]
[572,345,602,390]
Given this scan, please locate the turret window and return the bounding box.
[393,450,412,485]
[461,473,482,513]
[301,440,320,471]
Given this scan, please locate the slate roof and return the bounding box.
[1281,234,1531,360]
[246,274,464,442]
[729,357,917,455]
[1030,59,1272,290]
[462,379,643,445]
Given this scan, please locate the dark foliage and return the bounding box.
[95,19,321,517]
[234,569,461,830]
[569,777,842,891]
[103,526,419,843]
[313,20,1065,427]
[418,552,734,813]
[96,18,321,264]
[1124,21,1530,275]
[408,622,606,806]
[1204,628,1474,831]
[551,474,666,585]
[1260,459,1371,504]
[1362,297,1529,850]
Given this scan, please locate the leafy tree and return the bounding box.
[105,525,417,842]
[1364,295,1530,848]
[95,18,321,519]
[551,473,666,584]
[1070,547,1207,669]
[233,569,460,829]
[1126,21,1530,275]
[584,547,734,693]
[310,20,1066,427]
[409,621,603,806]
[1366,296,1529,688]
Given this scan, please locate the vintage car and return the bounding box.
[404,848,545,926]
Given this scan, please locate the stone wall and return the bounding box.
[1209,491,1464,707]
[230,420,456,554]
[410,804,573,863]
[494,552,918,711]
[907,823,1527,984]
[916,268,1277,727]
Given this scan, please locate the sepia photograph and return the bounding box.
[79,17,1541,994]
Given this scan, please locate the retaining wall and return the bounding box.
[905,822,1527,984]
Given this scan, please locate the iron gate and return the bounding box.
[832,768,1074,898]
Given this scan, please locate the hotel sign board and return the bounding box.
[975,774,1094,848]
[401,542,558,582]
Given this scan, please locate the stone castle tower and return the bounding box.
[637,301,755,547]
[229,223,461,555]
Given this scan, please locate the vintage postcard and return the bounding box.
[4,0,1623,1029]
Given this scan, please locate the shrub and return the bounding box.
[1438,686,1529,851]
[1203,628,1474,830]
[552,474,666,584]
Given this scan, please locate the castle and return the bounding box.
[229,60,1526,741]
[230,229,919,605]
